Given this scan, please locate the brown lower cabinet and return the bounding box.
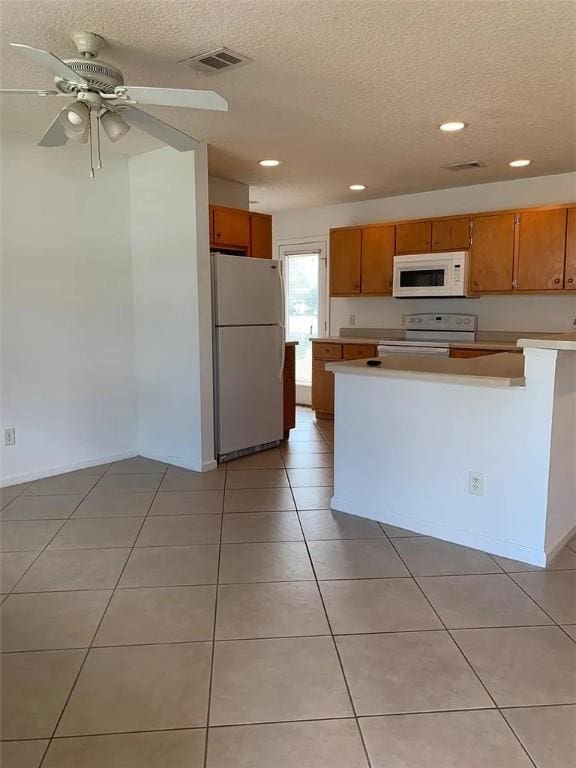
[283,343,296,438]
[449,347,521,359]
[312,342,377,418]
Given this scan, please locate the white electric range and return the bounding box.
[377,313,478,357]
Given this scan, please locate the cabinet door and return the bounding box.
[361,226,395,294]
[449,218,471,249]
[283,344,296,432]
[342,344,378,360]
[469,214,515,293]
[250,213,272,259]
[449,348,506,359]
[312,358,334,414]
[432,218,470,251]
[431,219,452,251]
[516,209,567,291]
[213,207,250,247]
[565,207,576,290]
[396,221,432,253]
[330,229,362,295]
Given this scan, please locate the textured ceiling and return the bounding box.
[1,0,575,211]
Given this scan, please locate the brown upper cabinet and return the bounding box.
[396,221,432,253]
[249,213,272,259]
[330,228,362,295]
[209,205,272,258]
[515,209,567,291]
[361,225,395,294]
[212,206,250,248]
[565,207,576,290]
[329,203,575,297]
[469,214,515,293]
[432,218,470,251]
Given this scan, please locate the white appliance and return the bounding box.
[393,251,470,298]
[212,253,285,462]
[377,313,477,357]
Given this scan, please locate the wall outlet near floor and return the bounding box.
[348,314,356,326]
[4,427,16,447]
[469,471,484,496]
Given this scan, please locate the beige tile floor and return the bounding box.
[0,406,575,767]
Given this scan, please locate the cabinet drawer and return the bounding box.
[313,342,342,360]
[342,343,378,360]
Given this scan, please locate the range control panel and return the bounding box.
[403,313,478,333]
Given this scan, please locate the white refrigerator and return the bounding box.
[212,253,285,461]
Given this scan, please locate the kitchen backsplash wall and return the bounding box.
[330,294,576,333]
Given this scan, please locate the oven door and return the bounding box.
[393,254,455,297]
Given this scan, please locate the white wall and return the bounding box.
[274,173,576,333]
[209,175,249,210]
[0,130,137,485]
[332,347,572,566]
[130,146,215,472]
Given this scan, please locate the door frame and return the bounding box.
[277,239,328,405]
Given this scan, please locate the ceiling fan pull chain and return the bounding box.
[88,111,95,179]
[96,113,103,170]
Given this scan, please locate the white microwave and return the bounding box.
[393,251,470,298]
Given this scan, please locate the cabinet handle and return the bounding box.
[568,278,574,284]
[554,278,561,284]
[424,240,430,245]
[472,281,479,288]
[433,240,439,245]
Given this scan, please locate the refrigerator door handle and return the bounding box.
[277,264,286,382]
[278,323,285,382]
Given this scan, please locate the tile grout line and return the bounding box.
[202,462,226,768]
[4,474,108,599]
[37,461,169,768]
[281,424,374,768]
[386,536,540,768]
[1,471,109,768]
[4,702,576,745]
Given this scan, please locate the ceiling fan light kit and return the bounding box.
[1,32,229,177]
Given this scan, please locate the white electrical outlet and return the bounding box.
[4,428,16,447]
[469,471,484,496]
[349,314,356,326]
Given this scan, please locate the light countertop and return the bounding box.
[285,340,298,346]
[326,352,526,388]
[517,333,576,351]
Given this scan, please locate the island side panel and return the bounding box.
[545,350,576,554]
[330,359,557,566]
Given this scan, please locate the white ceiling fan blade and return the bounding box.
[121,107,199,151]
[10,43,88,85]
[117,86,227,111]
[38,109,69,147]
[0,88,60,96]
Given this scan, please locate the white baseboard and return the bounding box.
[138,451,217,473]
[1,451,137,488]
[330,494,547,567]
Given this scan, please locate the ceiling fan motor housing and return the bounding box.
[55,58,124,94]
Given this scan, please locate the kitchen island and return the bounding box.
[327,335,576,566]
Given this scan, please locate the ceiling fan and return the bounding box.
[1,31,228,176]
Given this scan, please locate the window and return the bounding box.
[280,244,327,395]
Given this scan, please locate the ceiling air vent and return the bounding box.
[441,161,486,171]
[181,47,252,75]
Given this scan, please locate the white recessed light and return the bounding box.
[439,121,467,132]
[349,184,367,191]
[259,159,281,167]
[509,159,531,168]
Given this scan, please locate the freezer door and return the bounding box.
[213,253,283,326]
[215,325,284,456]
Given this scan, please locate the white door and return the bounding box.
[213,253,283,326]
[279,244,327,405]
[216,324,283,457]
